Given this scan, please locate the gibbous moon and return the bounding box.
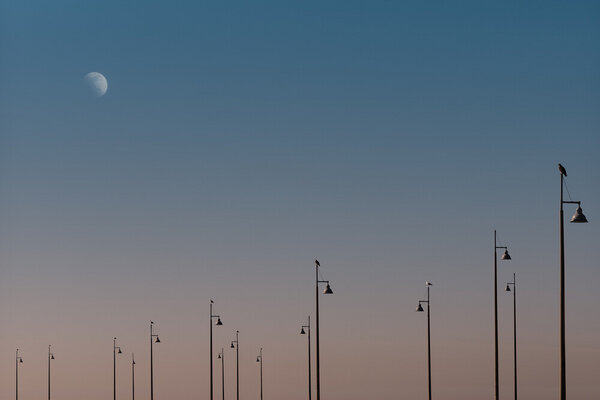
[84,72,108,97]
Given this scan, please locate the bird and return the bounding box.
[315,259,320,266]
[426,281,433,286]
[558,163,567,177]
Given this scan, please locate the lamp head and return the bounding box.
[51,354,55,360]
[118,348,122,354]
[19,358,23,363]
[505,285,511,292]
[218,354,221,359]
[323,283,333,294]
[501,249,511,260]
[256,357,260,362]
[216,318,223,326]
[155,337,161,343]
[300,327,306,335]
[416,303,424,312]
[570,206,588,223]
[231,343,235,349]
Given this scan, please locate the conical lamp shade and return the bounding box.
[502,250,511,260]
[505,285,511,292]
[323,284,333,294]
[416,303,424,312]
[570,206,588,223]
[300,328,306,335]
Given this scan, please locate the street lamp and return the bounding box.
[114,338,123,400]
[416,281,433,400]
[558,163,588,400]
[131,354,136,400]
[300,316,312,400]
[217,349,225,400]
[494,231,511,400]
[210,300,224,400]
[230,330,240,400]
[315,259,333,400]
[506,274,517,400]
[15,349,23,400]
[256,348,263,400]
[48,345,55,400]
[150,321,160,400]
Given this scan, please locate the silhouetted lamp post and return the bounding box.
[114,338,123,400]
[256,348,263,400]
[505,274,517,400]
[494,231,511,400]
[558,163,588,400]
[231,330,240,400]
[150,322,160,400]
[15,349,23,400]
[416,281,433,400]
[217,349,225,400]
[210,300,224,400]
[48,345,55,400]
[300,316,312,400]
[131,354,136,400]
[315,259,333,400]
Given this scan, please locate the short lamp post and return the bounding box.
[15,349,23,400]
[300,317,312,400]
[131,354,136,400]
[217,349,225,400]
[416,281,433,400]
[231,331,240,400]
[48,345,55,400]
[114,338,123,400]
[558,163,588,400]
[210,300,224,400]
[150,322,160,400]
[505,274,517,400]
[494,231,511,400]
[256,348,263,400]
[315,259,333,400]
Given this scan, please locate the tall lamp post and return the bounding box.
[300,317,312,400]
[217,349,225,400]
[231,330,240,400]
[114,338,123,400]
[315,259,333,400]
[416,281,433,400]
[558,163,588,400]
[256,348,263,400]
[150,322,160,400]
[494,231,511,400]
[210,300,224,400]
[15,349,23,400]
[505,274,517,400]
[48,345,55,400]
[132,354,136,400]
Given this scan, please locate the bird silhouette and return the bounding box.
[315,259,320,267]
[558,163,567,177]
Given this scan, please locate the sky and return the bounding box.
[0,1,599,399]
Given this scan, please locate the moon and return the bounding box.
[84,72,108,97]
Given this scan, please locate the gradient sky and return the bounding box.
[1,1,599,399]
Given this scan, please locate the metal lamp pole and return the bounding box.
[114,338,123,400]
[15,349,23,400]
[416,282,433,400]
[494,231,511,400]
[210,300,224,400]
[506,274,517,400]
[132,354,136,400]
[558,163,588,400]
[231,331,240,400]
[150,322,160,400]
[315,259,333,400]
[48,345,55,400]
[301,317,312,400]
[256,348,263,400]
[218,349,225,400]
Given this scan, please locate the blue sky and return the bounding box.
[1,1,599,399]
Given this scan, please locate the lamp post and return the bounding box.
[150,322,160,400]
[315,259,333,400]
[15,349,23,400]
[48,345,55,400]
[231,330,240,400]
[256,348,263,400]
[558,163,588,400]
[505,274,517,400]
[217,349,225,400]
[210,300,224,400]
[132,354,136,400]
[114,338,123,400]
[494,231,511,400]
[300,317,312,400]
[416,282,433,400]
